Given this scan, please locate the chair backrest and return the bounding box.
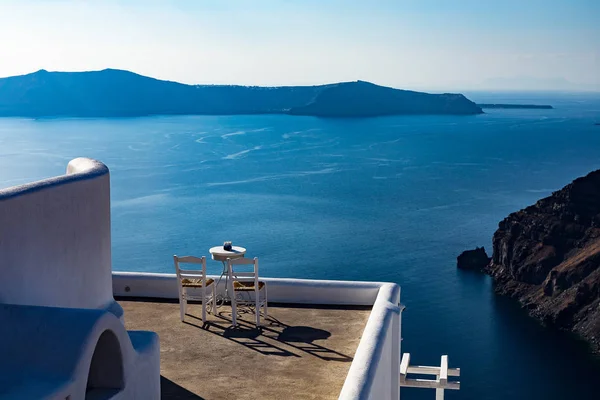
[227,257,259,286]
[173,255,207,282]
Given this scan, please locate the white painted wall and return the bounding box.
[0,158,160,400]
[113,271,383,305]
[0,158,117,313]
[338,283,402,400]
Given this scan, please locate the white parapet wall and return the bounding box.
[0,158,117,314]
[338,283,401,400]
[113,271,384,305]
[113,272,402,400]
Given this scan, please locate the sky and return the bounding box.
[0,0,598,91]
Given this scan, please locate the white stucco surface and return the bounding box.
[337,283,401,400]
[0,303,160,400]
[0,158,117,313]
[113,271,384,305]
[0,158,159,400]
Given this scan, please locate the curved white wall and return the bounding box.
[338,283,401,400]
[0,303,160,400]
[0,158,115,311]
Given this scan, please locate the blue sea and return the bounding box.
[1,92,600,399]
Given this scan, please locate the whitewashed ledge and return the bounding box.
[113,272,402,400]
[113,272,388,305]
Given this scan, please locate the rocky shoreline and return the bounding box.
[461,171,600,353]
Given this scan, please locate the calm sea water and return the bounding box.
[1,92,600,399]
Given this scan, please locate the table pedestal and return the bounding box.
[208,246,246,308]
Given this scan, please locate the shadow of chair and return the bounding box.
[263,317,353,362]
[278,326,332,342]
[184,311,299,358]
[183,307,353,362]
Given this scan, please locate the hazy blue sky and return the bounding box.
[0,0,598,90]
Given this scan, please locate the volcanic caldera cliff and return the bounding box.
[486,170,600,352]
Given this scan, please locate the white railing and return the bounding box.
[400,353,460,399]
[334,283,401,400]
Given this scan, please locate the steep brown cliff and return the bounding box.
[487,170,600,352]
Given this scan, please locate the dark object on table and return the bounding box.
[223,241,232,251]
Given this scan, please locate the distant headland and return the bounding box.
[0,69,484,118]
[477,103,553,109]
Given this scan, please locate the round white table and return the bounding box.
[209,246,246,262]
[209,246,246,306]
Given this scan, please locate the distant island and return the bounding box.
[477,104,553,109]
[0,69,483,118]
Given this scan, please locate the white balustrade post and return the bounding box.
[399,353,459,398]
[394,303,404,400]
[435,385,444,400]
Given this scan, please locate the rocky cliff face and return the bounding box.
[457,247,491,270]
[487,170,600,352]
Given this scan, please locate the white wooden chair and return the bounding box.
[173,255,216,322]
[227,257,268,327]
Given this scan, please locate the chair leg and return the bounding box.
[263,286,268,318]
[212,285,217,314]
[201,286,207,322]
[230,282,237,327]
[231,295,237,327]
[255,293,260,327]
[180,289,187,322]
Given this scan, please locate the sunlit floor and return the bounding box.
[119,299,371,400]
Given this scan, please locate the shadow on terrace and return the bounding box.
[120,299,371,400]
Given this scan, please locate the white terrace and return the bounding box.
[0,158,460,400]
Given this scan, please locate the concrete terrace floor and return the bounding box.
[119,299,371,400]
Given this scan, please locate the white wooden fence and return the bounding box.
[400,353,460,400]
